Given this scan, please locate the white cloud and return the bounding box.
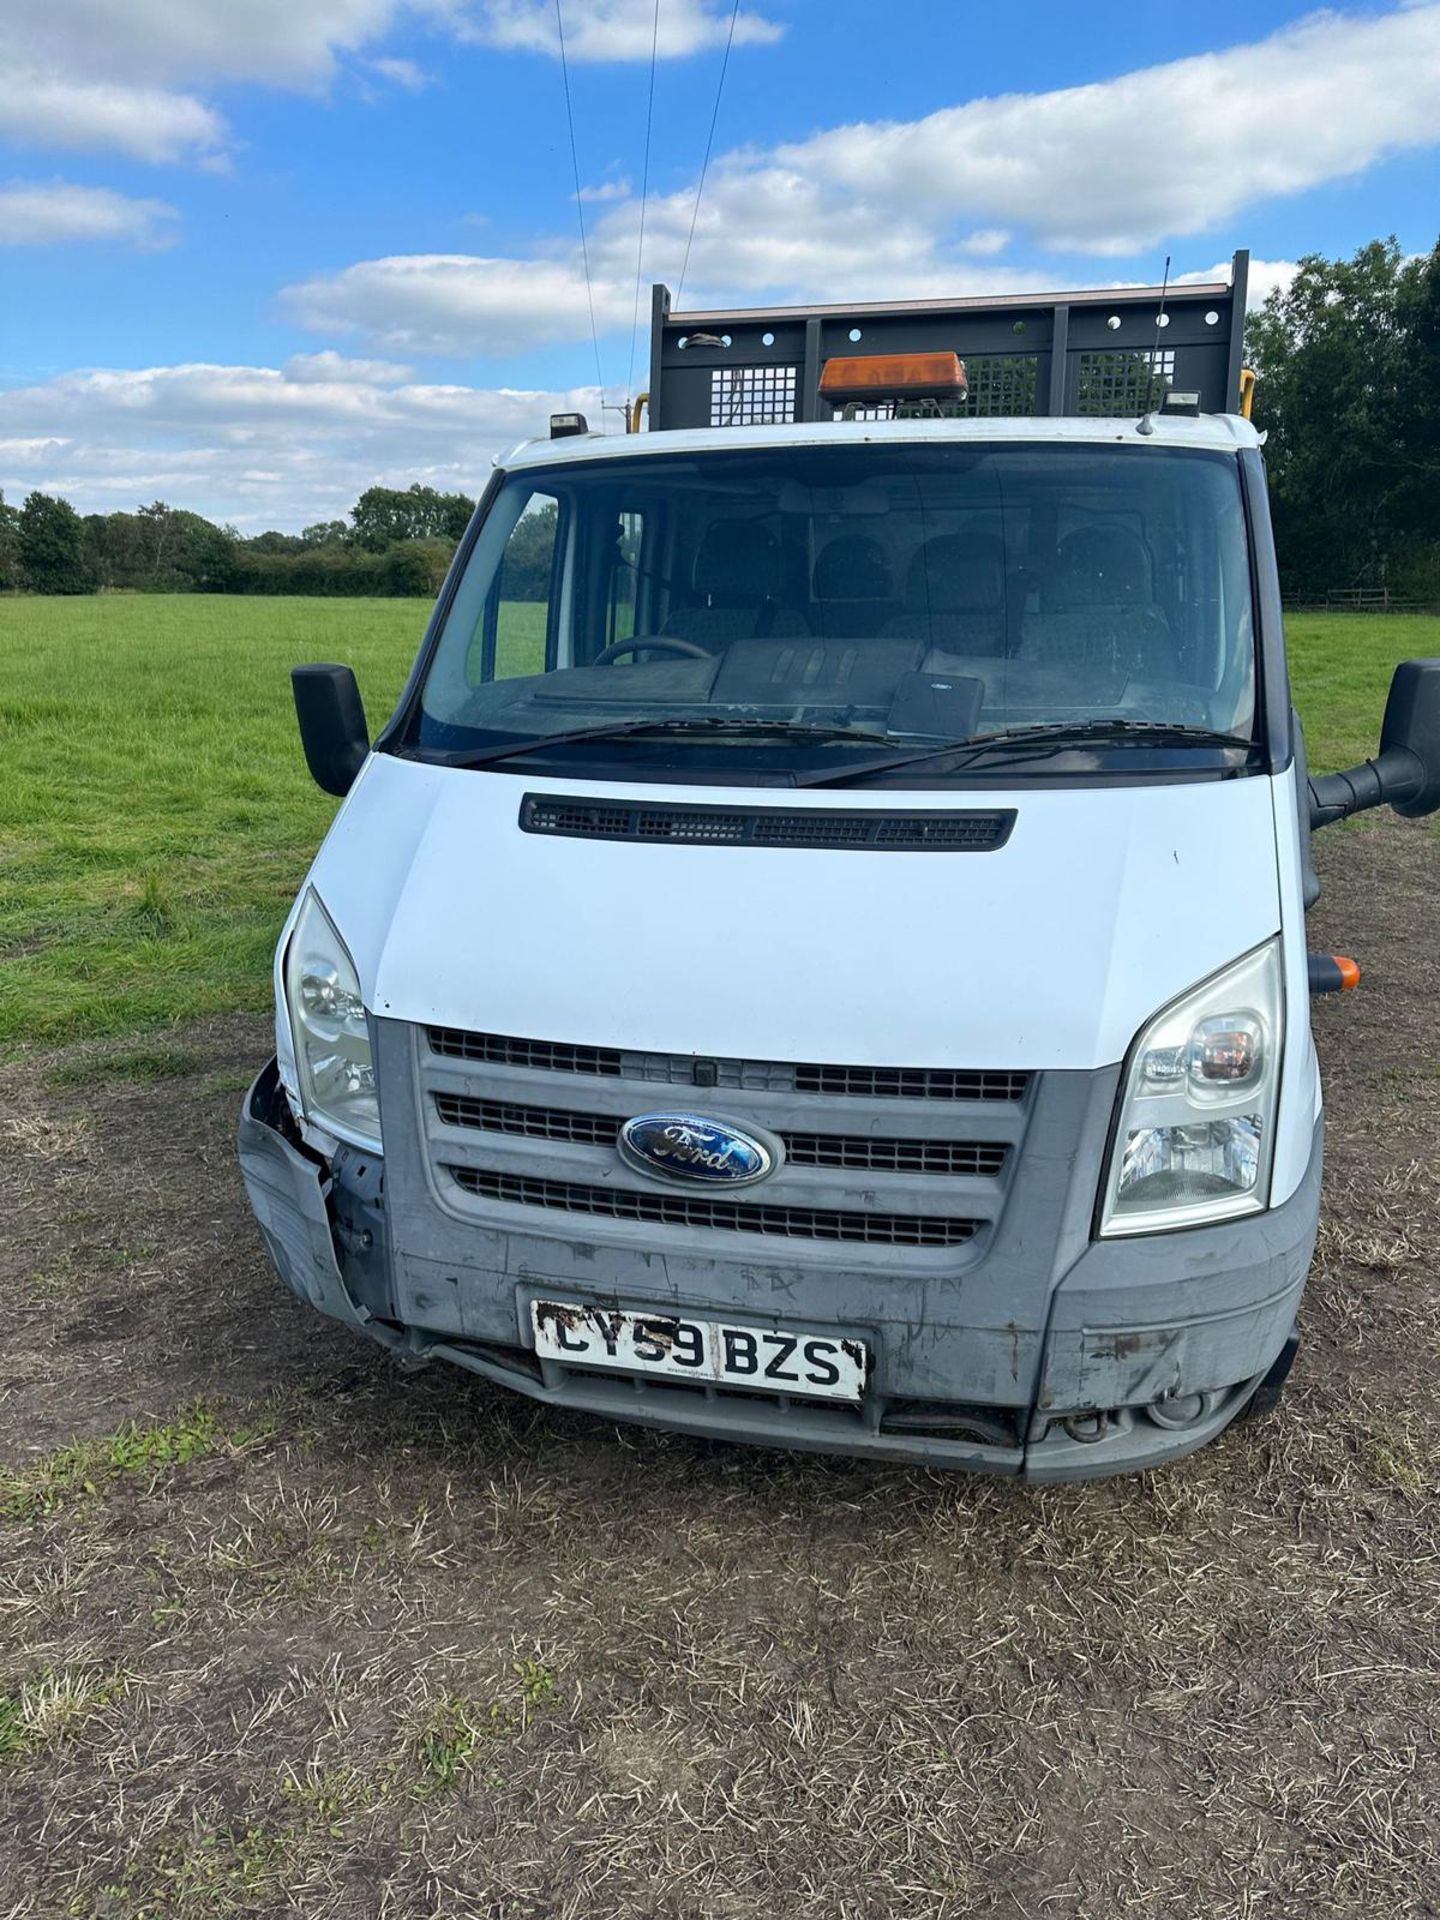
[0,69,225,165]
[0,358,603,529]
[1,0,423,89]
[577,176,633,204]
[673,2,1440,266]
[0,0,425,162]
[0,0,777,164]
[283,3,1440,359]
[0,181,179,247]
[284,349,417,382]
[0,435,68,459]
[959,229,1011,258]
[368,54,431,89]
[471,0,781,59]
[284,253,636,355]
[1178,258,1300,309]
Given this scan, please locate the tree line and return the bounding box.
[1250,237,1440,602]
[0,484,482,598]
[1,237,1436,601]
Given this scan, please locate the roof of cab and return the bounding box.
[496,412,1260,471]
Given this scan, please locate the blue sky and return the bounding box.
[0,0,1436,529]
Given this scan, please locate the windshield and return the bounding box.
[410,442,1257,779]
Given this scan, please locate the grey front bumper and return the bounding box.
[239,1060,1322,1481]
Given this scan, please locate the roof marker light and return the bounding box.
[818,352,968,407]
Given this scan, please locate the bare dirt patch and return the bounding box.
[1,820,1437,1919]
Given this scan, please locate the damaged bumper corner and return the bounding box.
[238,1058,397,1350]
[1021,1119,1323,1481]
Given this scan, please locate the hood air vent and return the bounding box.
[519,795,1015,852]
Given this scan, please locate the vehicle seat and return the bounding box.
[811,535,895,639]
[661,520,810,649]
[1019,526,1174,677]
[884,533,1006,654]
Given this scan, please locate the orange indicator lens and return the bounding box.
[1198,1029,1256,1081]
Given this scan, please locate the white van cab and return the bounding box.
[240,257,1440,1478]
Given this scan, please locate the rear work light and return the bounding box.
[819,352,968,408]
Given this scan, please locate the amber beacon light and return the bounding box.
[819,352,969,407]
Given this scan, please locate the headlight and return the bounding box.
[283,890,381,1150]
[1099,939,1282,1237]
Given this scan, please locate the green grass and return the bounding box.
[45,1040,202,1088]
[2,596,1436,1055]
[0,595,422,1051]
[1284,612,1440,773]
[0,1400,272,1521]
[0,1668,133,1765]
[413,1661,559,1798]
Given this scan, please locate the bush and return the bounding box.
[232,538,448,597]
[381,540,453,596]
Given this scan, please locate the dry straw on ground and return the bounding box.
[1,820,1437,1918]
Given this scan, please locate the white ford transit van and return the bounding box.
[240,256,1440,1478]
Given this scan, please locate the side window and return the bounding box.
[608,510,643,650]
[483,494,559,681]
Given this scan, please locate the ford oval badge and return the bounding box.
[618,1113,779,1188]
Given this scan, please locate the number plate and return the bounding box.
[529,1300,868,1403]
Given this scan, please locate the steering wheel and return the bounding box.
[591,635,711,666]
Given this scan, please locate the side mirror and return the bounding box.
[292,663,370,797]
[1377,658,1440,817]
[1309,657,1440,828]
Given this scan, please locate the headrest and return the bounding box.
[1048,526,1149,607]
[813,535,893,602]
[692,520,784,599]
[904,533,1004,613]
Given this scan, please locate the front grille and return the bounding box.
[520,795,1015,853]
[435,1094,618,1147]
[433,1092,1006,1178]
[784,1132,1005,1176]
[427,1028,1030,1103]
[430,1029,624,1077]
[793,1064,1028,1102]
[445,1167,979,1248]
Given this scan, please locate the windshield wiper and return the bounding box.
[793,720,1255,789]
[414,715,902,772]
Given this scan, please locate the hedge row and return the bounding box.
[230,539,455,596]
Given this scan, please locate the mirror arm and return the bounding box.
[1309,748,1426,830]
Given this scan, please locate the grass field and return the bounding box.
[1,595,1436,1054]
[0,597,422,1051]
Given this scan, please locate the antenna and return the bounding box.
[1135,253,1171,437]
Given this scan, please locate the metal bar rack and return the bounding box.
[647,251,1248,431]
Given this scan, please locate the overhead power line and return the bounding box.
[555,0,607,416]
[676,0,743,307]
[627,0,663,404]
